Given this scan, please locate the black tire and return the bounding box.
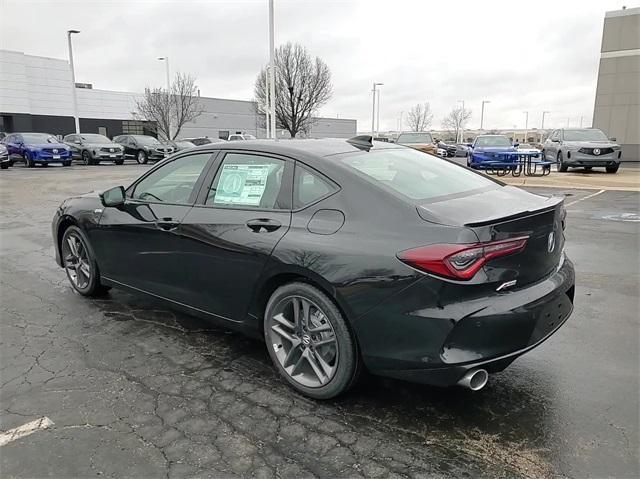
[136,150,148,164]
[82,150,93,166]
[114,158,124,165]
[63,161,72,167]
[557,151,568,172]
[606,164,619,174]
[61,226,110,296]
[0,162,8,170]
[264,282,360,399]
[24,152,33,168]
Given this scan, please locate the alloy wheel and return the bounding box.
[63,233,92,289]
[267,296,338,388]
[82,151,91,165]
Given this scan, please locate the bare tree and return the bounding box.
[406,102,433,131]
[135,72,203,140]
[441,107,472,142]
[254,42,333,138]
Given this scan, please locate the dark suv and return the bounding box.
[113,135,174,164]
[63,133,125,165]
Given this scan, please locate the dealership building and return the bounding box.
[0,49,356,140]
[593,7,639,162]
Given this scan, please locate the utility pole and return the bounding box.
[480,100,490,130]
[541,110,549,142]
[371,82,383,137]
[264,67,270,139]
[67,30,81,134]
[523,111,529,144]
[268,0,276,139]
[376,89,381,135]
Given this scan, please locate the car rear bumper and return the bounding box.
[353,254,575,387]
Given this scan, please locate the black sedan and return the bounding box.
[52,137,575,399]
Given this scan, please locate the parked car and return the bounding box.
[455,143,470,157]
[541,128,622,173]
[4,132,72,167]
[516,143,541,157]
[467,135,518,168]
[52,137,575,400]
[63,133,125,165]
[0,143,10,169]
[396,132,438,155]
[228,134,257,141]
[112,135,175,164]
[165,140,197,152]
[436,141,457,157]
[180,137,226,146]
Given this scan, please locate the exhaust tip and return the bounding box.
[457,369,489,391]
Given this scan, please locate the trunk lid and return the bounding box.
[417,186,565,287]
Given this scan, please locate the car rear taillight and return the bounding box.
[397,237,529,280]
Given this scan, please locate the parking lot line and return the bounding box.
[0,417,54,447]
[565,189,605,207]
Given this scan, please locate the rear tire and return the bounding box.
[61,226,110,296]
[24,152,33,168]
[0,163,8,170]
[557,151,568,172]
[263,282,360,399]
[606,164,619,174]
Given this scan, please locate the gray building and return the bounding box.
[0,49,356,140]
[593,7,640,162]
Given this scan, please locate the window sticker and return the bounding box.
[214,163,271,206]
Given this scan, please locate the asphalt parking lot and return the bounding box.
[1,161,638,478]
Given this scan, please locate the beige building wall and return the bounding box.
[593,7,640,162]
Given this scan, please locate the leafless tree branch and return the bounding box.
[407,102,433,132]
[441,107,473,142]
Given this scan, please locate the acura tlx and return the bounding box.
[52,136,574,399]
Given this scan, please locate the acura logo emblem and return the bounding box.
[53,149,58,153]
[548,231,556,253]
[593,148,601,156]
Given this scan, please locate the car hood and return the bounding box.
[82,142,122,149]
[563,140,619,148]
[417,185,563,227]
[473,146,517,153]
[27,142,68,149]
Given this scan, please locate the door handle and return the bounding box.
[246,218,282,233]
[155,218,179,231]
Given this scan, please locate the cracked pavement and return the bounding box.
[1,163,638,478]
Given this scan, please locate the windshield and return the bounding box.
[22,133,57,144]
[340,148,496,201]
[563,129,608,141]
[474,136,512,147]
[80,134,111,143]
[133,135,161,146]
[243,134,256,140]
[397,132,433,144]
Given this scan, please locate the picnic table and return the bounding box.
[482,153,553,177]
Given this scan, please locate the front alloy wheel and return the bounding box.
[61,226,109,296]
[557,151,568,172]
[82,150,92,166]
[136,150,148,164]
[264,283,359,399]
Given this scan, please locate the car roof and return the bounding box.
[190,137,406,160]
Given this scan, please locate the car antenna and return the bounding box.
[346,135,373,151]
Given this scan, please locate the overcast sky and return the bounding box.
[0,0,628,131]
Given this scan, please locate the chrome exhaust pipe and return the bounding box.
[457,369,489,391]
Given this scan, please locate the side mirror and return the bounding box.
[610,137,616,142]
[514,143,520,147]
[100,186,126,207]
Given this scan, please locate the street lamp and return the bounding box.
[67,30,81,134]
[371,82,383,137]
[376,89,381,135]
[541,110,549,142]
[523,111,529,144]
[480,100,490,130]
[157,57,171,139]
[268,0,276,139]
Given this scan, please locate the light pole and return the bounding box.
[458,99,465,143]
[67,30,81,134]
[541,110,549,142]
[157,57,171,139]
[523,111,529,144]
[264,67,270,139]
[480,100,490,130]
[371,82,383,137]
[268,0,276,139]
[376,89,381,135]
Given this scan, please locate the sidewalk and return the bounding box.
[495,168,640,191]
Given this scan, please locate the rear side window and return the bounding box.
[293,165,338,209]
[340,148,497,202]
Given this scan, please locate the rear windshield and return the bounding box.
[397,132,433,144]
[340,148,497,201]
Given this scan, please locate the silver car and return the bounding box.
[542,128,622,173]
[63,133,125,165]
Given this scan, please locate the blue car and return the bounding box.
[4,132,72,167]
[467,135,519,169]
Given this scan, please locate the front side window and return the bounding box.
[293,165,338,209]
[132,153,212,204]
[206,153,288,209]
[340,148,497,202]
